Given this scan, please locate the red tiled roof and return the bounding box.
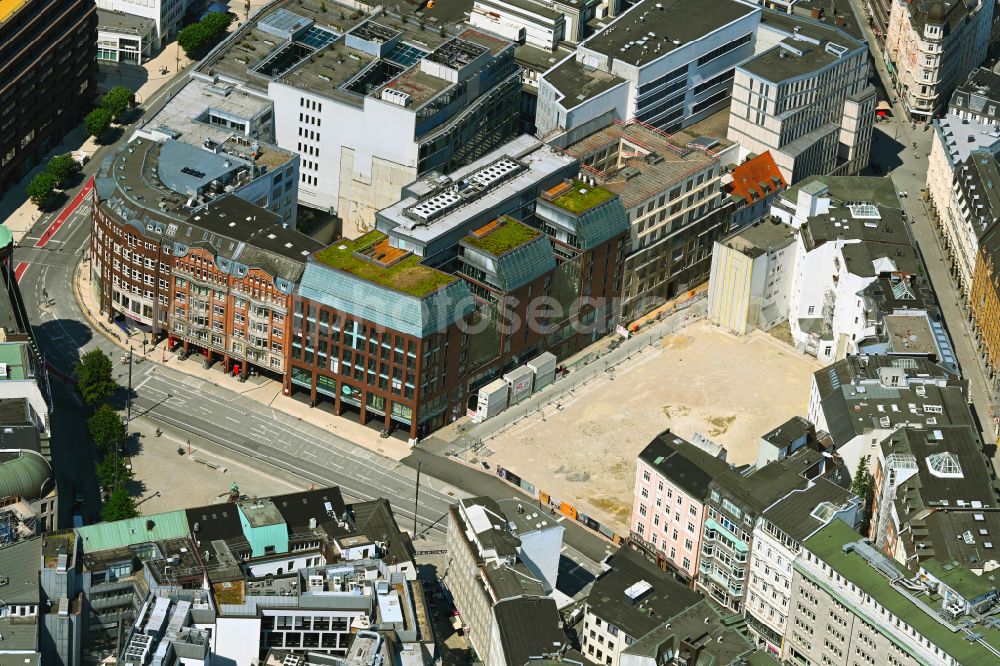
[728,151,787,205]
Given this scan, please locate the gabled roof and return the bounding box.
[77,510,190,553]
[638,431,730,502]
[727,151,787,205]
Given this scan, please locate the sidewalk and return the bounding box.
[72,260,417,463]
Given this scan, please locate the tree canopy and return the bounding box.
[96,453,133,490]
[178,12,233,60]
[102,487,139,521]
[27,172,57,208]
[84,107,113,140]
[101,86,134,121]
[75,348,117,408]
[88,404,125,455]
[46,154,81,188]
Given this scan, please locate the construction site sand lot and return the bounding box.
[479,320,823,533]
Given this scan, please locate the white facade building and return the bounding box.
[884,0,994,121]
[727,12,875,184]
[743,479,859,657]
[771,179,915,363]
[190,5,522,238]
[707,218,797,335]
[926,113,1000,295]
[469,0,566,50]
[96,0,191,46]
[535,0,760,138]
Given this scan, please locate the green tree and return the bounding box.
[84,107,113,139]
[850,455,872,499]
[201,11,234,36]
[102,487,139,521]
[178,22,211,59]
[27,172,57,208]
[75,349,117,407]
[88,404,125,455]
[96,453,133,490]
[101,86,134,121]
[46,154,81,188]
[178,12,233,60]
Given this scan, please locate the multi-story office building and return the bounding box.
[445,497,568,666]
[969,193,1000,390]
[91,136,317,377]
[96,9,157,64]
[288,137,628,440]
[196,3,522,237]
[786,520,1000,666]
[0,0,97,195]
[727,11,875,184]
[697,447,827,613]
[743,477,858,657]
[947,150,1000,298]
[885,0,994,121]
[95,0,191,47]
[949,67,1000,124]
[562,121,735,322]
[535,0,760,139]
[927,114,1000,296]
[629,430,730,583]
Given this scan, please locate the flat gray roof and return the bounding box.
[742,12,862,83]
[97,8,155,35]
[563,121,720,209]
[542,56,626,107]
[721,218,796,258]
[378,135,576,247]
[197,0,467,102]
[582,0,758,67]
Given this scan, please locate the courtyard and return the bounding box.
[477,320,823,534]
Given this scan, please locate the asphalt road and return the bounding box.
[848,0,997,447]
[11,67,610,598]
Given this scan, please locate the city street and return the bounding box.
[2,59,611,598]
[849,0,997,449]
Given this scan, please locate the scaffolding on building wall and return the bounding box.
[0,498,38,548]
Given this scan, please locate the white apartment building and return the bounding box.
[707,218,797,335]
[445,497,566,666]
[767,178,916,363]
[926,113,1000,295]
[806,355,967,482]
[96,0,191,47]
[535,0,760,138]
[884,0,994,121]
[727,11,875,184]
[743,479,858,658]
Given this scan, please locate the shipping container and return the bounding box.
[504,366,535,405]
[527,352,557,390]
[474,379,509,422]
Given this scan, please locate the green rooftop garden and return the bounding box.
[549,180,616,214]
[803,521,1000,664]
[464,217,540,256]
[314,231,456,298]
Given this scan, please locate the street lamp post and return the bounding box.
[126,347,133,427]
